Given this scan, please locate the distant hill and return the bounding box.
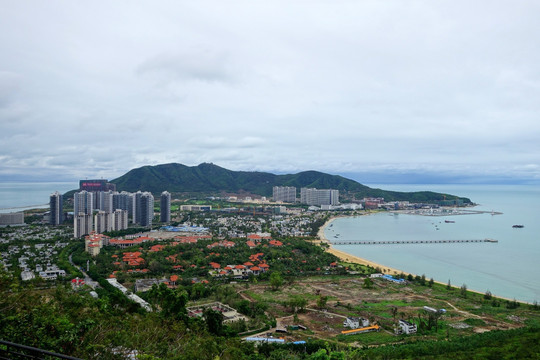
[110,163,471,204]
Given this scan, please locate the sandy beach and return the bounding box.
[316,215,525,301]
[317,215,412,276]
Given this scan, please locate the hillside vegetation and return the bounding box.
[111,163,471,203]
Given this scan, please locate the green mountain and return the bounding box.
[110,163,471,204]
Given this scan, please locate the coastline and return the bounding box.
[317,213,525,303]
[317,214,412,276]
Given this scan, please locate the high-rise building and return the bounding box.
[74,213,93,238]
[160,191,171,223]
[272,186,297,203]
[112,209,128,231]
[49,191,63,225]
[74,191,94,216]
[97,191,114,213]
[79,179,116,209]
[135,192,154,227]
[112,191,135,222]
[94,211,112,234]
[79,179,116,192]
[300,188,339,206]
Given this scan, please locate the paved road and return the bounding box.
[69,253,100,289]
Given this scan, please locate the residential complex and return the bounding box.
[272,186,297,203]
[300,188,339,206]
[0,213,24,226]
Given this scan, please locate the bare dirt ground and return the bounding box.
[239,277,524,342]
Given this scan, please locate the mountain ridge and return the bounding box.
[110,163,471,203]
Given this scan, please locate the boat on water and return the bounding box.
[445,220,455,223]
[512,224,524,228]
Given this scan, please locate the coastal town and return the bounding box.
[1,178,539,359]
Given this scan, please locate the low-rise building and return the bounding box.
[396,319,417,334]
[343,317,370,329]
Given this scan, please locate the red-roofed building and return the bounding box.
[85,233,110,256]
[258,263,269,271]
[207,240,235,249]
[269,240,283,247]
[246,240,257,248]
[149,244,165,252]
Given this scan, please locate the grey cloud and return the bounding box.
[136,49,236,84]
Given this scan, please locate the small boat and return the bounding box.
[512,225,524,228]
[445,220,455,223]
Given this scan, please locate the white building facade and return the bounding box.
[300,188,339,206]
[272,186,297,203]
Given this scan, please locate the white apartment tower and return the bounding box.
[160,191,171,223]
[112,209,128,231]
[74,213,93,238]
[272,186,297,203]
[300,188,339,206]
[97,191,114,213]
[74,191,94,216]
[94,211,112,234]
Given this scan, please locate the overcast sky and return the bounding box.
[1,1,539,184]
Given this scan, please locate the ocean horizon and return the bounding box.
[0,182,77,213]
[325,183,540,304]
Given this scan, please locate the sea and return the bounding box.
[325,184,540,304]
[0,182,77,213]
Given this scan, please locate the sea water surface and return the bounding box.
[325,184,540,303]
[0,182,77,213]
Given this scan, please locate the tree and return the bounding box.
[484,290,492,300]
[317,295,328,309]
[288,295,307,313]
[429,278,434,288]
[270,271,283,291]
[460,284,468,298]
[363,277,373,289]
[390,306,398,322]
[203,308,224,335]
[447,279,452,290]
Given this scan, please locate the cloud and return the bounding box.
[136,49,236,85]
[0,1,539,183]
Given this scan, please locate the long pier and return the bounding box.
[331,238,498,245]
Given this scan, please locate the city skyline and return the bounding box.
[1,1,539,185]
